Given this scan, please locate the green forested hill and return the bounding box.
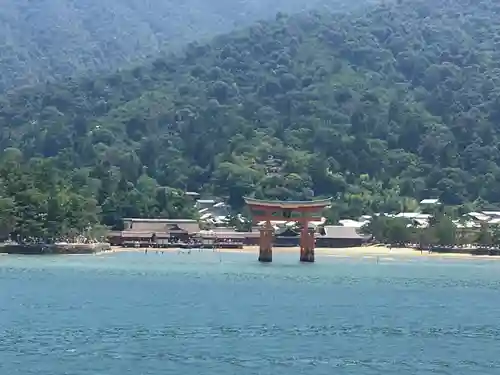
[0,0,365,92]
[2,0,500,235]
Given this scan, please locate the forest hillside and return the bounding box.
[0,0,371,91]
[1,0,500,235]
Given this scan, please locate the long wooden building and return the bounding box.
[107,219,370,249]
[108,218,200,247]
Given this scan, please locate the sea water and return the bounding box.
[1,250,500,374]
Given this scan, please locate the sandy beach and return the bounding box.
[108,245,500,260]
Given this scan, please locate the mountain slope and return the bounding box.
[0,0,371,91]
[2,0,500,228]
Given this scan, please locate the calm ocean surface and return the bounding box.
[1,250,500,374]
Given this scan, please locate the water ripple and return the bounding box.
[1,254,500,374]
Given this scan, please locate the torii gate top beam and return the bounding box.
[243,197,332,223]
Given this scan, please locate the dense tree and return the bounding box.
[0,151,102,241]
[361,212,500,249]
[3,0,500,233]
[429,214,457,246]
[0,0,367,91]
[0,149,196,240]
[476,224,493,247]
[360,215,410,245]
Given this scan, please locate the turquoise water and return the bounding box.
[1,250,500,374]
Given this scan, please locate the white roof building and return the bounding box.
[339,219,368,228]
[467,212,491,222]
[420,198,441,205]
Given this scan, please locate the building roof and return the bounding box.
[123,218,197,223]
[120,232,170,238]
[320,226,369,239]
[198,230,259,239]
[420,198,440,205]
[411,218,429,228]
[256,220,323,229]
[205,227,234,233]
[275,228,300,237]
[454,220,481,229]
[339,219,367,228]
[243,197,332,209]
[126,222,170,232]
[395,212,422,219]
[467,212,491,221]
[173,223,201,234]
[121,218,200,235]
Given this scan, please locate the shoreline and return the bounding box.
[107,245,500,260]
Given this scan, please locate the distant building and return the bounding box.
[195,199,217,210]
[481,211,500,218]
[394,212,431,219]
[195,198,233,226]
[274,227,301,247]
[198,228,260,246]
[466,212,491,222]
[256,217,326,230]
[109,218,200,246]
[419,198,441,205]
[123,218,199,232]
[338,219,368,228]
[316,226,371,248]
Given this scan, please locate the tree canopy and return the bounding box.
[1,0,500,233]
[360,213,500,249]
[0,0,367,91]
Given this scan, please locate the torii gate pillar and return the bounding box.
[300,227,316,263]
[258,221,273,262]
[244,197,332,263]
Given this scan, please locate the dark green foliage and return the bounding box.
[0,148,196,239]
[2,0,500,232]
[360,215,413,245]
[0,149,102,241]
[361,213,500,248]
[0,0,365,91]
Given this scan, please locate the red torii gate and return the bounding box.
[243,197,332,263]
